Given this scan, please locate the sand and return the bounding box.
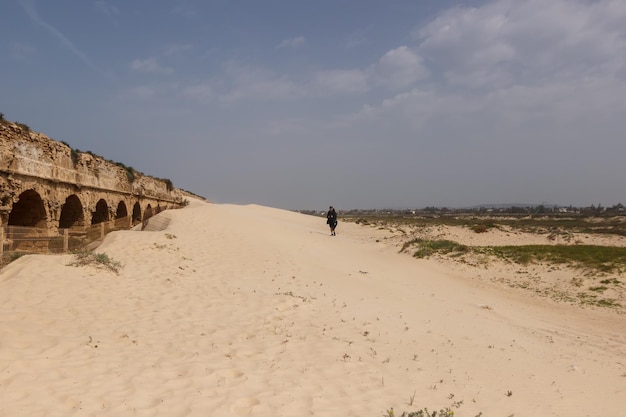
[1,199,625,417]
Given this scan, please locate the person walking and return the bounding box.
[326,206,338,236]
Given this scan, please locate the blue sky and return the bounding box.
[2,0,626,210]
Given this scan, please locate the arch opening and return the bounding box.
[8,189,47,228]
[145,204,153,220]
[116,201,128,219]
[91,199,109,225]
[132,202,142,225]
[59,195,84,229]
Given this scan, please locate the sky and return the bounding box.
[2,0,626,210]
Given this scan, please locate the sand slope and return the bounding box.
[1,199,625,417]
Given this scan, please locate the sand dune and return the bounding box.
[1,199,624,417]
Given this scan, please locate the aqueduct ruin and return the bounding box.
[1,120,187,254]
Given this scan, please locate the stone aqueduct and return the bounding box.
[1,120,187,245]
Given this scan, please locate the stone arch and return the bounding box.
[59,194,84,229]
[8,189,47,228]
[91,199,109,224]
[145,204,153,220]
[115,200,128,219]
[132,202,142,224]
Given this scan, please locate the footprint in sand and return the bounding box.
[230,397,260,415]
[210,368,246,387]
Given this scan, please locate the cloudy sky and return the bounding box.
[2,0,625,210]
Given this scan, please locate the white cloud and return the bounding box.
[414,0,626,89]
[371,46,429,90]
[276,36,305,49]
[311,46,427,95]
[336,0,626,158]
[130,57,174,75]
[172,0,626,117]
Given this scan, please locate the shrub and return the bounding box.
[16,122,30,132]
[400,238,468,258]
[68,250,122,274]
[483,244,626,271]
[472,224,488,233]
[125,167,135,182]
[70,149,80,166]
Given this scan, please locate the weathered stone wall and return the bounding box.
[0,121,184,205]
[1,120,187,232]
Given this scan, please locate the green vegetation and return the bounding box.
[344,213,626,238]
[472,223,489,233]
[0,252,25,269]
[386,408,456,417]
[10,252,25,262]
[16,122,30,132]
[386,399,475,417]
[68,250,122,274]
[178,188,205,201]
[59,141,80,166]
[399,237,624,309]
[125,167,136,182]
[70,148,80,166]
[479,244,626,272]
[115,162,137,182]
[402,239,626,273]
[154,176,175,191]
[401,238,468,258]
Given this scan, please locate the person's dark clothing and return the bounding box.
[327,207,338,235]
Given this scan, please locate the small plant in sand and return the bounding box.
[385,397,476,417]
[472,224,489,233]
[484,244,626,272]
[10,252,25,262]
[68,250,122,273]
[0,252,25,268]
[405,238,626,274]
[385,406,458,417]
[401,238,468,258]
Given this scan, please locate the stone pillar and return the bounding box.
[63,228,68,253]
